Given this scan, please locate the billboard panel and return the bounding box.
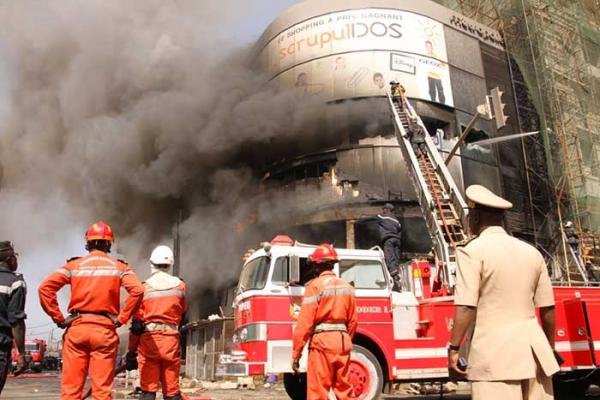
[261,8,454,106]
[273,50,453,106]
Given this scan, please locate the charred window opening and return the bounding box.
[265,153,338,187]
[462,126,490,144]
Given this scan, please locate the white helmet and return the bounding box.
[564,221,574,228]
[150,245,174,266]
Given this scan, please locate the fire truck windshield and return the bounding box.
[238,256,270,293]
[25,344,38,352]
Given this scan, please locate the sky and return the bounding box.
[0,0,298,340]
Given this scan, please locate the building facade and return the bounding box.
[254,0,531,247]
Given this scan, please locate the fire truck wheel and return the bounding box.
[283,372,307,400]
[350,345,384,400]
[554,378,590,397]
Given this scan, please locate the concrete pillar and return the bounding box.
[346,219,355,249]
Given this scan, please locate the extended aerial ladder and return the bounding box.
[387,94,469,290]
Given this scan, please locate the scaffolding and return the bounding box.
[435,0,600,284]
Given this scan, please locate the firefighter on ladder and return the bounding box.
[291,244,358,400]
[126,245,187,400]
[448,185,559,400]
[563,221,582,259]
[407,116,426,157]
[38,221,144,400]
[390,80,407,109]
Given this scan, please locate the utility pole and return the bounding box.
[445,112,482,166]
[172,209,182,277]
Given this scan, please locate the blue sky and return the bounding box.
[233,0,298,43]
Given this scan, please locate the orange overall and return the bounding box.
[292,271,358,400]
[129,280,187,397]
[38,251,144,400]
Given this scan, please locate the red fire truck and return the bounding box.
[12,339,47,372]
[217,96,600,398]
[217,236,600,398]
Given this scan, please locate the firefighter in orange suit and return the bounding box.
[126,245,187,400]
[291,244,358,400]
[38,221,144,400]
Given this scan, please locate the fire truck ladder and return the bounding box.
[387,94,468,289]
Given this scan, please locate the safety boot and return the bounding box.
[139,391,157,400]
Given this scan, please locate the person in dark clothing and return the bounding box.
[585,262,598,282]
[355,204,402,290]
[0,241,27,393]
[564,221,580,257]
[408,116,426,156]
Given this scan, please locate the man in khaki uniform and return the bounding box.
[447,184,559,399]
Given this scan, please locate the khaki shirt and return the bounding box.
[455,226,559,381]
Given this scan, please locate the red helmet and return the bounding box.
[85,221,114,242]
[309,244,339,265]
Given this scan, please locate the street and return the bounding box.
[3,374,600,400]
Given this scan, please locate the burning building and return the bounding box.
[253,0,531,249]
[184,0,535,380]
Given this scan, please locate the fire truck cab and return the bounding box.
[12,339,47,372]
[218,236,600,399]
[218,236,455,399]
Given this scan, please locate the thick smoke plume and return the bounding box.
[0,0,347,324]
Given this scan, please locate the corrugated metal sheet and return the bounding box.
[184,318,234,381]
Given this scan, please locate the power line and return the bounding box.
[26,322,53,330]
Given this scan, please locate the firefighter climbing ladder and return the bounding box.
[387,94,468,289]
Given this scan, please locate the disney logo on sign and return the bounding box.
[390,53,416,75]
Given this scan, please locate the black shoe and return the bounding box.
[139,391,157,400]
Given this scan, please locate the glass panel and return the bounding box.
[238,257,270,292]
[271,257,289,286]
[340,260,386,289]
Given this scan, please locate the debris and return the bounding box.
[237,376,256,390]
[219,381,238,390]
[181,378,199,389]
[200,381,220,390]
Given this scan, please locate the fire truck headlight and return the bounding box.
[238,327,248,342]
[234,323,267,343]
[219,354,232,364]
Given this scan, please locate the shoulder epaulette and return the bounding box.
[118,259,129,265]
[456,236,478,247]
[67,256,81,262]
